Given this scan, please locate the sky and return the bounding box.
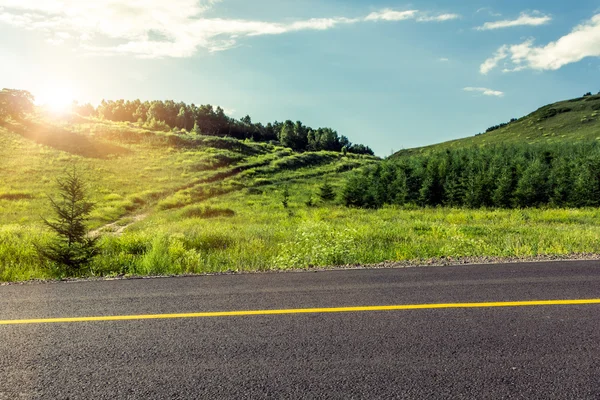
[1,0,600,156]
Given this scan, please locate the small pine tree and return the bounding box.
[192,121,202,135]
[319,182,336,201]
[37,168,98,276]
[282,186,290,208]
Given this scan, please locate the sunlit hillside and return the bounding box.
[393,93,600,157]
[0,114,376,227]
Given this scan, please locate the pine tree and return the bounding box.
[492,166,516,208]
[192,121,202,135]
[514,159,549,207]
[548,158,572,207]
[37,168,98,276]
[319,182,336,201]
[281,186,290,208]
[571,160,600,207]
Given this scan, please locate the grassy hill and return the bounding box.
[393,93,600,157]
[0,113,382,280]
[0,115,376,226]
[4,108,600,282]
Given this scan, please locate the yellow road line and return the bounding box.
[1,299,599,325]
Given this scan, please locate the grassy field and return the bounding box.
[394,93,600,156]
[2,113,600,282]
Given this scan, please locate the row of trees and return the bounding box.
[93,99,374,155]
[343,143,600,209]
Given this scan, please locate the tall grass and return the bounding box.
[4,204,600,282]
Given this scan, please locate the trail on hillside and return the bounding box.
[90,213,148,238]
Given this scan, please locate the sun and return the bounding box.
[36,86,76,114]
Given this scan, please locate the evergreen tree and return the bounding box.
[492,166,516,208]
[548,158,572,207]
[419,160,444,206]
[192,121,202,135]
[319,182,336,201]
[37,168,98,276]
[281,186,290,208]
[571,160,600,207]
[514,159,549,207]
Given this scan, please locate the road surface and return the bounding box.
[1,261,599,399]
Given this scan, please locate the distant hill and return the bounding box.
[392,93,600,157]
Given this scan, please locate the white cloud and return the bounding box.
[222,107,236,117]
[439,57,449,62]
[0,2,459,58]
[476,7,502,17]
[481,14,600,73]
[365,9,459,23]
[476,12,551,31]
[417,13,461,22]
[480,45,508,74]
[365,9,417,22]
[463,87,504,97]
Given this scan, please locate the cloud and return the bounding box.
[439,57,450,62]
[480,14,600,73]
[476,12,551,31]
[0,2,459,57]
[365,9,460,23]
[480,45,509,74]
[365,9,418,22]
[476,7,502,17]
[463,87,504,97]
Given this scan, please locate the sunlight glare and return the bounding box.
[36,85,76,114]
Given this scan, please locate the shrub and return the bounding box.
[319,182,336,201]
[179,205,235,219]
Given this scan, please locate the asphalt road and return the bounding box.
[1,261,599,399]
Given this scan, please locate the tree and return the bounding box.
[319,182,336,201]
[0,89,34,121]
[37,168,99,276]
[571,159,600,207]
[492,165,516,208]
[281,186,290,208]
[192,120,202,135]
[279,120,296,149]
[514,159,549,207]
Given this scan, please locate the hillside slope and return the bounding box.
[393,93,600,157]
[0,115,377,228]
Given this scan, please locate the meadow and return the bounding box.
[1,113,600,282]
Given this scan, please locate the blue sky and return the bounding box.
[1,0,600,155]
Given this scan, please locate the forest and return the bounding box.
[78,99,374,155]
[342,143,600,209]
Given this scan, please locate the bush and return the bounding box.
[319,182,336,201]
[179,205,235,219]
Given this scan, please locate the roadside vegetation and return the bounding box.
[2,90,600,282]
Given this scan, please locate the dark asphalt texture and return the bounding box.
[0,261,599,399]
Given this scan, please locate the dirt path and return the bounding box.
[90,213,148,238]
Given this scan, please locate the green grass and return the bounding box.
[393,94,600,157]
[2,110,600,282]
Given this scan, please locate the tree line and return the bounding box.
[342,143,600,209]
[88,99,373,155]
